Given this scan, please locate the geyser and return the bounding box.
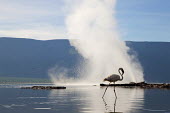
[65,0,144,84]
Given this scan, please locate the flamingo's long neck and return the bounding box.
[120,75,123,81]
[119,69,124,81]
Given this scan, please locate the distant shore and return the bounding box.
[0,77,52,84]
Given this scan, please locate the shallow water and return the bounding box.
[0,84,170,113]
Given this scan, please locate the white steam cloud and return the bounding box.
[48,65,75,85]
[65,0,144,84]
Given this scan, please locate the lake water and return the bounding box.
[0,84,170,113]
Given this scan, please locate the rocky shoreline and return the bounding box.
[100,82,170,89]
[21,86,66,90]
[20,82,170,90]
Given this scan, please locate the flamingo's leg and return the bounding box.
[102,82,111,98]
[114,95,117,112]
[113,82,117,98]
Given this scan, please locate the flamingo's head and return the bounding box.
[119,68,124,75]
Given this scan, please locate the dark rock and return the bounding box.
[100,82,170,89]
[21,87,32,89]
[21,86,66,90]
[129,82,136,84]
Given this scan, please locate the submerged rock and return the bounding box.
[21,86,66,90]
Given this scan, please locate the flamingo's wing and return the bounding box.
[108,74,120,82]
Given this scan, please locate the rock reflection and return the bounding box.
[48,86,144,113]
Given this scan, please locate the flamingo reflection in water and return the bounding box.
[102,96,123,113]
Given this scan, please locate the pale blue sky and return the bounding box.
[116,0,170,41]
[0,0,169,41]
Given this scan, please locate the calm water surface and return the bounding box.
[0,84,170,113]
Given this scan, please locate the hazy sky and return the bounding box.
[0,0,169,41]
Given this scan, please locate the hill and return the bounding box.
[127,41,170,83]
[0,37,169,83]
[0,37,80,78]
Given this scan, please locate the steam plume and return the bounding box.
[65,0,144,83]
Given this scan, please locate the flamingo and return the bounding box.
[102,68,124,98]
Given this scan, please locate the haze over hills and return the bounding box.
[0,37,169,83]
[0,37,80,79]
